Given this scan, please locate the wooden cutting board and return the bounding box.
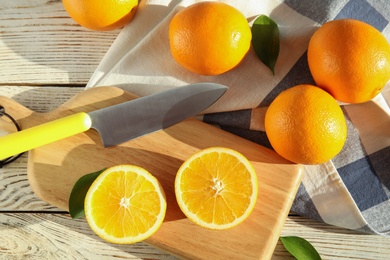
[0,87,303,260]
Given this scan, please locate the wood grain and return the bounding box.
[1,213,390,260]
[0,0,118,85]
[0,213,176,259]
[275,216,390,260]
[1,86,303,259]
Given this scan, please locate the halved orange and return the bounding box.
[175,147,258,230]
[84,165,166,244]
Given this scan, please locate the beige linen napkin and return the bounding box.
[86,0,317,114]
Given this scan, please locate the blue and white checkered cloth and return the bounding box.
[87,0,390,236]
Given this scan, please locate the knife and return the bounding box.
[0,83,227,160]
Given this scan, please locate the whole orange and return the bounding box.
[264,84,347,165]
[308,19,390,103]
[168,2,251,76]
[62,0,138,31]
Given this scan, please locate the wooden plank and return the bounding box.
[0,1,118,85]
[0,213,176,259]
[0,86,83,113]
[274,216,390,259]
[1,213,390,259]
[0,153,56,211]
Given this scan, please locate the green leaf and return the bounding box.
[251,15,280,74]
[68,168,105,219]
[280,236,322,260]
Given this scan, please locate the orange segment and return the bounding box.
[85,165,166,244]
[175,147,258,230]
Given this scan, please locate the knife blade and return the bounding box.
[0,83,227,160]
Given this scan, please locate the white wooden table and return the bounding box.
[1,1,390,259]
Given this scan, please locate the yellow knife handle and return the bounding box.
[0,112,92,160]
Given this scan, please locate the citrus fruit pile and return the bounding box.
[62,1,252,74]
[83,147,258,244]
[264,19,390,165]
